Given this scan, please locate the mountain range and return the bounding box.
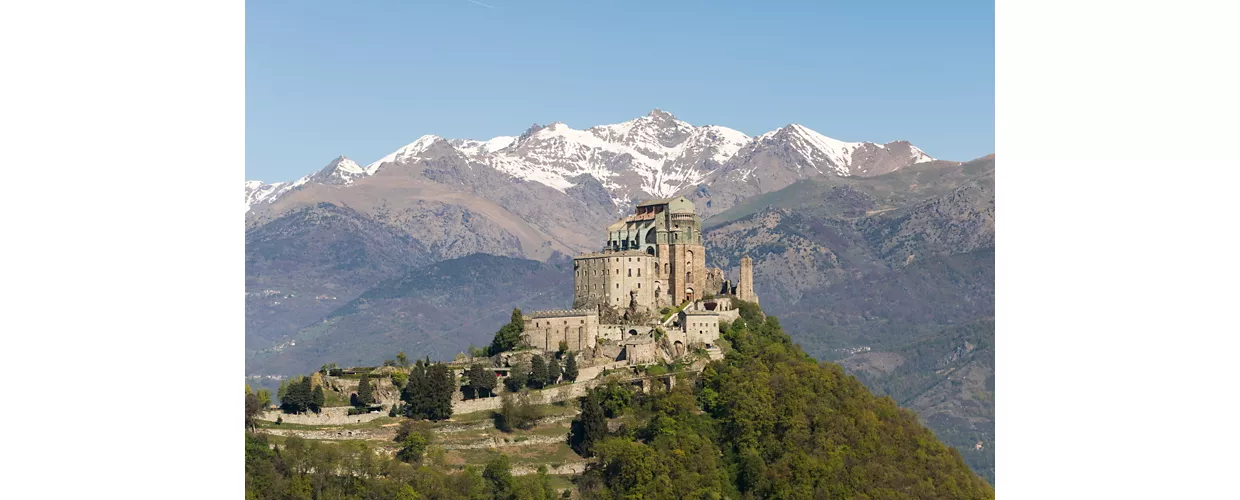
[244,109,993,481]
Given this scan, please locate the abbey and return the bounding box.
[522,196,757,365]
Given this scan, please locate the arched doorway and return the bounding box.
[686,287,694,303]
[674,341,685,357]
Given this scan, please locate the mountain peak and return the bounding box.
[366,135,442,172]
[646,108,676,120]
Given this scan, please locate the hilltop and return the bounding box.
[244,301,993,499]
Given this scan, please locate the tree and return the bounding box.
[490,323,523,356]
[356,374,374,407]
[505,360,529,393]
[490,308,526,356]
[477,365,498,398]
[311,386,325,413]
[245,391,263,430]
[546,358,561,386]
[394,420,431,464]
[396,351,409,367]
[557,341,569,358]
[497,390,539,432]
[406,363,455,421]
[280,376,314,414]
[403,361,429,419]
[256,388,272,408]
[466,364,496,399]
[571,391,607,457]
[529,355,547,389]
[483,454,514,500]
[563,353,579,382]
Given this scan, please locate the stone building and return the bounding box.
[737,255,759,304]
[520,196,759,366]
[522,309,599,352]
[573,196,709,312]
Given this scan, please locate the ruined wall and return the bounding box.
[624,342,659,365]
[599,324,655,343]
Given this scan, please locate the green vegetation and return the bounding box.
[529,355,547,389]
[394,420,433,464]
[355,374,375,407]
[249,302,992,499]
[546,358,561,386]
[569,306,993,499]
[489,308,526,356]
[277,375,321,414]
[568,391,607,457]
[563,353,578,382]
[401,360,455,421]
[245,432,562,500]
[465,363,498,399]
[496,390,541,432]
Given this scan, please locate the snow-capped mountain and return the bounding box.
[245,156,364,213]
[244,109,935,214]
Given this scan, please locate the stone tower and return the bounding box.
[738,255,758,304]
[572,196,706,311]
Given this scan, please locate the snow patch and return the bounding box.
[366,135,442,173]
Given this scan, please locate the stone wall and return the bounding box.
[523,310,598,352]
[573,251,657,311]
[598,324,655,343]
[257,406,387,426]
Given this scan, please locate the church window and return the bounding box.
[637,268,641,277]
[638,283,641,288]
[616,283,619,289]
[628,269,632,277]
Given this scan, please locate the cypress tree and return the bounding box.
[403,361,428,419]
[572,391,607,457]
[546,358,561,386]
[311,385,325,413]
[357,374,374,407]
[425,363,455,421]
[564,353,579,382]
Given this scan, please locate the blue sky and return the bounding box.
[246,0,993,182]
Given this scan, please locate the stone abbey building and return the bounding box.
[522,196,757,365]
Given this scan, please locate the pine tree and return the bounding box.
[396,351,409,367]
[546,358,561,386]
[529,355,547,389]
[510,307,523,327]
[564,353,579,382]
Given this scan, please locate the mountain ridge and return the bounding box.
[245,110,937,217]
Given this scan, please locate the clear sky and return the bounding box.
[246,0,993,182]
